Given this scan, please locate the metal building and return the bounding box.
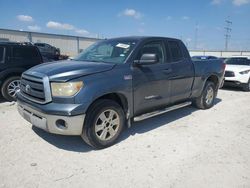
[0,28,99,56]
[1,28,250,58]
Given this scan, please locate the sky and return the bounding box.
[0,0,250,50]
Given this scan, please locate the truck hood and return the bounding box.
[26,60,115,81]
[226,64,250,72]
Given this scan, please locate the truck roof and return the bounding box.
[108,36,181,42]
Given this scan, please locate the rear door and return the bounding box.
[0,45,7,73]
[166,40,195,103]
[0,45,13,73]
[132,40,172,115]
[11,46,42,69]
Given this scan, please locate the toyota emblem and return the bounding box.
[25,85,31,93]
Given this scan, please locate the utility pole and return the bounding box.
[225,19,232,51]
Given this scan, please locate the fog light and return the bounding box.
[56,119,67,129]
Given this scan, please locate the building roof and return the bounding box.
[0,28,99,41]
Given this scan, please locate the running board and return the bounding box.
[133,101,192,122]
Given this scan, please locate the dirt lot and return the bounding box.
[0,88,249,188]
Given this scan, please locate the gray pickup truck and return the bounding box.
[17,36,225,149]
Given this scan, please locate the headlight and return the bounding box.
[239,70,250,75]
[51,81,83,97]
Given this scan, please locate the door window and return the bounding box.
[168,41,184,62]
[0,47,5,63]
[139,41,165,63]
[12,47,39,61]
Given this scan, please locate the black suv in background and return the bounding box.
[34,43,60,61]
[0,42,43,101]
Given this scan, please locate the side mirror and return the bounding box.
[134,53,159,65]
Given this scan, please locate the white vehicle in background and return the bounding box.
[224,57,250,91]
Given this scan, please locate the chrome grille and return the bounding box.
[225,71,235,77]
[20,72,52,104]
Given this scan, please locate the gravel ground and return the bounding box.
[0,88,250,188]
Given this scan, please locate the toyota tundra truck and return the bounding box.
[17,36,225,149]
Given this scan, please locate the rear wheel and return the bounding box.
[81,99,125,149]
[193,81,216,109]
[1,76,21,101]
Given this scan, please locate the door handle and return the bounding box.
[163,68,172,74]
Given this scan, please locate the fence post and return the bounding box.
[76,37,80,54]
[28,32,32,43]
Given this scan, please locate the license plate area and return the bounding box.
[23,111,31,122]
[19,105,47,130]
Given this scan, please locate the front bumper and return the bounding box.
[17,102,85,135]
[223,81,245,88]
[224,72,250,84]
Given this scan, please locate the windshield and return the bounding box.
[225,58,250,65]
[74,39,137,64]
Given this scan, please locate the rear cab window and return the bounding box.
[168,40,184,62]
[179,41,190,59]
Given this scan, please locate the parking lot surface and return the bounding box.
[0,88,250,188]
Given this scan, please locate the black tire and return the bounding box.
[193,81,216,109]
[81,99,125,149]
[242,79,250,91]
[1,76,21,101]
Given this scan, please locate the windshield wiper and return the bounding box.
[75,59,111,63]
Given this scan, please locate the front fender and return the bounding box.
[73,65,133,116]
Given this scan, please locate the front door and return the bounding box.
[132,41,172,116]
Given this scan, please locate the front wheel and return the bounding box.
[193,81,216,109]
[1,76,21,101]
[81,99,125,149]
[242,79,250,91]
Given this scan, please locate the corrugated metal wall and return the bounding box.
[79,38,96,52]
[0,28,98,56]
[0,29,28,42]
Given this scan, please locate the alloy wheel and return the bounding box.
[94,109,120,141]
[7,80,21,97]
[205,86,214,105]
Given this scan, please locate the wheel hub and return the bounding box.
[7,80,21,97]
[95,109,120,141]
[205,86,214,105]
